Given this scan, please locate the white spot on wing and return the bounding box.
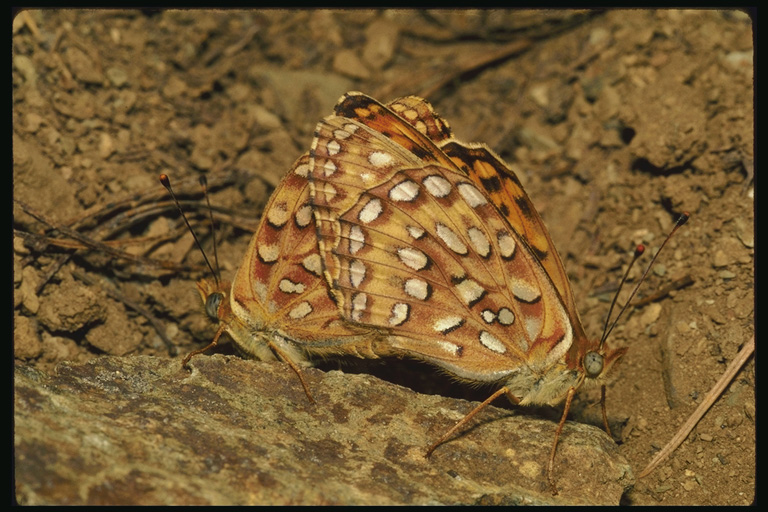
[498,308,515,325]
[404,278,429,300]
[326,139,340,156]
[302,254,322,275]
[457,182,488,208]
[389,303,409,326]
[258,243,279,263]
[348,225,365,254]
[436,223,468,255]
[467,226,490,257]
[359,198,383,224]
[334,129,351,140]
[349,259,366,288]
[406,225,425,239]
[324,160,337,177]
[267,203,289,227]
[369,151,395,168]
[294,162,310,177]
[498,231,516,259]
[389,180,420,202]
[397,247,428,270]
[279,279,305,294]
[512,280,541,303]
[289,301,312,320]
[295,204,312,228]
[434,316,464,334]
[351,293,367,322]
[525,316,542,342]
[480,331,507,354]
[455,278,485,306]
[423,175,451,198]
[318,182,337,202]
[437,340,462,356]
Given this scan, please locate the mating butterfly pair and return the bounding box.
[192,92,628,493]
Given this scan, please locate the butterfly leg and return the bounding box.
[267,341,316,404]
[425,386,514,458]
[181,322,227,368]
[548,385,577,495]
[600,383,613,437]
[504,388,521,406]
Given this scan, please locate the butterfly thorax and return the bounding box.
[505,327,626,407]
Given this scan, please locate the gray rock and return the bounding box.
[14,355,633,505]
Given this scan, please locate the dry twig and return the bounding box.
[639,335,755,478]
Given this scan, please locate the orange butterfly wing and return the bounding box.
[309,99,577,393]
[198,155,376,363]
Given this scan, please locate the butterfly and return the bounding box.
[190,154,379,402]
[308,91,628,493]
[189,96,460,403]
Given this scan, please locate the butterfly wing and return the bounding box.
[340,92,455,146]
[205,94,468,362]
[309,113,575,383]
[217,155,373,359]
[330,92,581,326]
[439,140,581,325]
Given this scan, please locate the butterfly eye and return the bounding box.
[584,351,604,378]
[205,292,224,320]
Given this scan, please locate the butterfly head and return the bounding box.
[567,332,628,390]
[196,277,232,325]
[583,343,627,383]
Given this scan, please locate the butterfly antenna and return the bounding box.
[198,175,221,281]
[600,244,645,345]
[599,212,690,350]
[159,174,220,288]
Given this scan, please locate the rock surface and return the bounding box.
[15,355,632,505]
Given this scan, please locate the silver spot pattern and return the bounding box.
[389,180,420,202]
[423,175,452,198]
[389,303,409,326]
[397,247,429,271]
[436,223,468,255]
[359,198,383,224]
[479,331,507,354]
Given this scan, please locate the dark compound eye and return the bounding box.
[205,292,224,320]
[584,351,604,378]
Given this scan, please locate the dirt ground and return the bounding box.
[13,9,754,505]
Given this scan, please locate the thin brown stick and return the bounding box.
[632,275,694,307]
[660,318,683,409]
[15,199,182,270]
[638,335,755,478]
[35,254,72,295]
[375,40,532,103]
[60,169,242,231]
[15,226,201,256]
